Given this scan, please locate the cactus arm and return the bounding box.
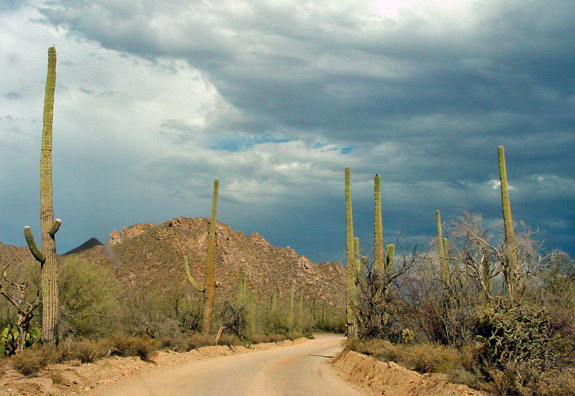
[24,227,45,263]
[354,237,361,276]
[184,256,205,292]
[385,244,395,276]
[49,219,61,237]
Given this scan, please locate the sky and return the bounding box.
[1,0,574,264]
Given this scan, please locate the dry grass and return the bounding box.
[65,338,113,363]
[10,344,61,376]
[110,335,158,362]
[346,338,480,388]
[538,369,575,396]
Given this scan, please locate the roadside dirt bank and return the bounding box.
[331,349,488,396]
[0,338,307,396]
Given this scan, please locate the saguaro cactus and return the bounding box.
[24,46,62,344]
[374,174,385,274]
[436,210,450,288]
[498,146,519,301]
[184,178,219,336]
[345,167,358,337]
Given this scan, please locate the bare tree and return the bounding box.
[450,212,546,301]
[355,244,417,340]
[0,262,39,353]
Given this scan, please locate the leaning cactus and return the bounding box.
[23,46,62,344]
[184,178,219,336]
[498,146,519,301]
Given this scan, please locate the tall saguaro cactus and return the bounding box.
[436,210,450,288]
[345,167,357,337]
[498,146,519,301]
[24,46,62,344]
[184,178,219,336]
[374,174,385,274]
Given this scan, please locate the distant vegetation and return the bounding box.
[344,148,575,396]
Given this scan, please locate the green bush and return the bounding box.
[59,258,123,338]
[264,311,290,336]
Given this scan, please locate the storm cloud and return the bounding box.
[1,0,573,262]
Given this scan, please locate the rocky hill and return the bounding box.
[0,241,32,269]
[63,237,103,255]
[67,217,345,311]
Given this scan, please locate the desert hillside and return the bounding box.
[55,217,344,311]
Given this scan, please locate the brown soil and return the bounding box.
[0,339,306,396]
[331,349,488,396]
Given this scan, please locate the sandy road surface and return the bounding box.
[91,334,369,396]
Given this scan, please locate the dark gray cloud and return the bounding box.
[1,1,573,263]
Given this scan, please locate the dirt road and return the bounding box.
[90,334,368,396]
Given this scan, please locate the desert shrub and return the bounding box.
[110,335,158,362]
[346,338,401,362]
[159,336,189,352]
[10,344,61,376]
[347,338,472,376]
[537,369,575,396]
[246,333,288,344]
[264,311,290,336]
[217,333,241,347]
[219,302,246,339]
[447,368,481,390]
[159,333,212,352]
[66,338,112,363]
[186,333,212,349]
[176,296,202,334]
[59,258,123,338]
[122,287,198,339]
[474,299,564,371]
[400,343,463,373]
